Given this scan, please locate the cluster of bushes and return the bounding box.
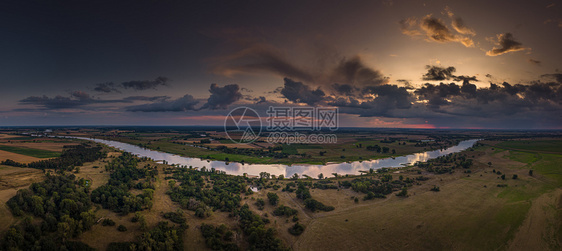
[415,153,473,174]
[168,168,247,214]
[346,175,414,200]
[237,204,287,250]
[288,222,305,236]
[273,205,298,217]
[365,145,391,154]
[137,221,185,251]
[164,167,293,249]
[312,180,338,189]
[200,223,239,251]
[304,198,334,212]
[3,174,96,250]
[91,153,154,214]
[211,144,290,159]
[2,144,105,171]
[163,210,186,224]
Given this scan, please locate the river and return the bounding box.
[68,137,479,178]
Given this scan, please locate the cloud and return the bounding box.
[329,56,389,87]
[401,14,475,48]
[544,18,562,28]
[255,96,267,104]
[209,30,388,88]
[94,82,120,93]
[444,7,476,35]
[541,73,562,83]
[451,17,476,36]
[528,59,541,65]
[421,65,478,82]
[126,94,199,112]
[280,78,326,105]
[123,96,170,102]
[121,76,169,90]
[19,91,128,110]
[331,83,359,96]
[126,83,243,112]
[422,65,456,81]
[486,33,526,56]
[210,44,314,82]
[201,83,243,110]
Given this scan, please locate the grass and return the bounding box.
[532,154,562,187]
[496,140,562,154]
[506,151,540,165]
[0,145,60,158]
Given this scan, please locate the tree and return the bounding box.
[529,170,533,176]
[260,172,271,180]
[396,187,408,197]
[255,198,265,210]
[317,173,324,180]
[267,192,279,206]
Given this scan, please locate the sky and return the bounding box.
[0,0,561,129]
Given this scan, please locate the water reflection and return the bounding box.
[73,137,478,177]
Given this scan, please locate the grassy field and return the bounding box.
[496,140,562,154]
[0,145,61,158]
[291,141,562,250]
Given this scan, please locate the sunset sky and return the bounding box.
[0,0,561,129]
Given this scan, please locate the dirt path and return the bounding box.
[508,188,562,250]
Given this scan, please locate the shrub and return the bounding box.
[102,218,116,226]
[396,187,408,197]
[273,205,298,217]
[267,192,279,206]
[304,198,334,212]
[117,225,127,232]
[288,223,305,236]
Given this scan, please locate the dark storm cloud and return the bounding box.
[121,76,169,90]
[400,14,475,48]
[331,83,358,96]
[93,82,120,93]
[330,56,389,87]
[19,91,128,110]
[541,73,562,83]
[211,30,387,88]
[126,94,199,112]
[280,78,326,105]
[201,83,243,110]
[327,84,413,117]
[422,65,478,82]
[211,44,314,82]
[312,71,561,128]
[126,83,242,112]
[422,66,456,81]
[486,33,526,56]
